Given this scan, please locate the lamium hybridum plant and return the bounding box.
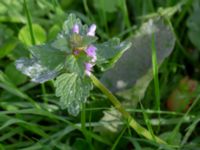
[16,14,130,116]
[16,14,166,144]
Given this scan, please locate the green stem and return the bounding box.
[24,0,47,107]
[90,74,166,144]
[151,34,161,131]
[120,0,131,29]
[81,103,86,130]
[23,0,35,45]
[111,126,127,150]
[41,83,48,104]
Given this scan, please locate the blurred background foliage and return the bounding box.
[0,0,200,149]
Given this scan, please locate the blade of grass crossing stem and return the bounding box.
[142,0,155,15]
[111,126,127,150]
[81,103,86,130]
[1,109,111,146]
[52,0,60,14]
[181,118,200,146]
[174,0,193,28]
[24,0,48,104]
[140,102,156,142]
[168,94,200,144]
[151,33,161,132]
[0,72,40,108]
[120,0,131,29]
[23,0,35,45]
[83,0,94,21]
[90,74,166,144]
[81,104,94,149]
[99,0,108,33]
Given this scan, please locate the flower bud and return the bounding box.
[87,24,96,36]
[85,63,93,76]
[72,24,79,34]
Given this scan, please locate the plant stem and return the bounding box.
[151,33,161,131]
[24,0,46,107]
[90,74,166,144]
[23,0,35,45]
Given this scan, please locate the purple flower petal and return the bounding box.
[86,45,97,58]
[73,50,80,55]
[91,55,97,63]
[85,63,93,76]
[72,24,79,34]
[87,24,96,36]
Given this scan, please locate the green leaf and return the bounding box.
[16,58,58,83]
[63,14,81,34]
[96,38,131,69]
[101,18,175,92]
[5,63,27,86]
[48,24,61,40]
[62,13,88,35]
[54,73,93,116]
[159,131,182,145]
[0,25,17,58]
[116,70,153,105]
[30,44,66,70]
[93,0,121,13]
[187,2,200,50]
[18,24,46,46]
[65,54,88,76]
[51,36,71,53]
[82,36,98,47]
[72,138,90,150]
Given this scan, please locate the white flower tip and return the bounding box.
[85,70,91,76]
[91,55,97,63]
[87,24,96,36]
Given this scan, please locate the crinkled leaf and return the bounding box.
[96,38,131,69]
[101,18,175,92]
[30,44,66,70]
[63,14,88,35]
[82,36,98,47]
[116,70,153,105]
[69,34,97,49]
[16,58,58,83]
[65,54,89,76]
[51,37,71,53]
[54,73,93,116]
[94,107,122,133]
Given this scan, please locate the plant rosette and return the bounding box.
[16,14,131,116]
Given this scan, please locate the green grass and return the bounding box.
[0,0,200,149]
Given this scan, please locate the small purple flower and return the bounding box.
[72,24,79,34]
[86,45,97,62]
[87,24,96,36]
[73,50,80,55]
[85,63,93,76]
